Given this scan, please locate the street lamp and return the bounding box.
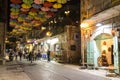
[80,22,90,68]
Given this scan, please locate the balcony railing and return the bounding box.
[87,0,120,18]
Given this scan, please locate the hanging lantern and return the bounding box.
[53,3,62,9]
[43,2,53,7]
[57,0,67,4]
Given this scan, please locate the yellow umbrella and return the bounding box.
[22,3,32,9]
[47,0,56,2]
[53,3,62,8]
[57,0,67,4]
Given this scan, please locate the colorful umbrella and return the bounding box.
[10,8,19,12]
[50,8,58,12]
[47,11,54,16]
[53,3,62,8]
[34,0,45,4]
[32,4,42,9]
[19,14,27,18]
[10,4,20,8]
[39,11,47,15]
[30,8,39,12]
[41,7,50,11]
[43,2,53,7]
[57,0,67,4]
[47,0,56,2]
[23,0,34,4]
[22,3,32,9]
[18,17,25,22]
[10,15,18,19]
[10,12,19,15]
[29,12,37,16]
[20,8,30,12]
[10,0,22,4]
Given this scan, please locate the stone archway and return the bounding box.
[94,33,113,66]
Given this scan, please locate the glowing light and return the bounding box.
[46,31,52,36]
[80,22,89,28]
[96,23,102,27]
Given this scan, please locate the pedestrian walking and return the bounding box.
[18,51,22,61]
[37,50,41,60]
[47,49,50,62]
[15,51,18,60]
[28,52,33,63]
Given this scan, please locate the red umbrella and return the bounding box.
[43,2,53,7]
[30,8,39,13]
[10,0,22,4]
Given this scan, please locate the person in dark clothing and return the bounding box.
[18,51,22,61]
[37,50,41,60]
[47,50,50,62]
[28,52,33,63]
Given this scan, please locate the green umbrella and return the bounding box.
[23,0,33,4]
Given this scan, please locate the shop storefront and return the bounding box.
[87,22,119,74]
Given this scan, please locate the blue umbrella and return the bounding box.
[19,14,27,18]
[10,4,21,8]
[32,4,42,9]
